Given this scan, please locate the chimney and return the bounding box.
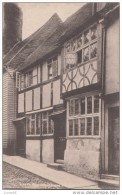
[3,3,23,55]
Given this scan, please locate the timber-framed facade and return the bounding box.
[3,2,120,181]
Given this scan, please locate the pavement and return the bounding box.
[3,154,99,189]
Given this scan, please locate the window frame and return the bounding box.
[26,112,54,136]
[47,56,58,80]
[64,23,98,73]
[18,65,42,91]
[42,111,54,135]
[67,94,101,137]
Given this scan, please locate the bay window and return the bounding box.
[68,95,100,136]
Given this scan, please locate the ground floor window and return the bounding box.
[68,94,101,136]
[26,111,54,135]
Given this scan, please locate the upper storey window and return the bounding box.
[47,56,58,79]
[64,25,97,73]
[17,65,41,91]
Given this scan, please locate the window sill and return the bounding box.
[26,135,41,140]
[67,136,101,139]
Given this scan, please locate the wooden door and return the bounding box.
[108,107,119,175]
[54,113,66,161]
[16,121,26,157]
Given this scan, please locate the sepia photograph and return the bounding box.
[2,1,120,192]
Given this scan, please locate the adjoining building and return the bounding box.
[3,2,119,181]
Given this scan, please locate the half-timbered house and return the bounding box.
[3,2,119,181]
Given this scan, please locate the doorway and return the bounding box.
[53,113,66,161]
[108,107,119,175]
[16,121,26,157]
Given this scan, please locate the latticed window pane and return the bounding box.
[94,116,99,135]
[84,30,90,44]
[49,119,54,134]
[28,71,32,87]
[42,121,47,134]
[71,40,76,51]
[48,64,52,79]
[81,97,85,115]
[20,74,25,90]
[66,42,71,53]
[77,50,82,64]
[42,112,48,119]
[74,99,79,115]
[83,47,89,62]
[31,121,35,135]
[69,120,73,136]
[69,99,79,115]
[90,43,97,59]
[77,35,82,48]
[91,26,97,40]
[87,117,92,135]
[69,100,74,116]
[52,61,58,78]
[36,114,41,134]
[87,97,92,114]
[94,95,99,113]
[33,76,37,85]
[74,119,79,136]
[80,118,85,135]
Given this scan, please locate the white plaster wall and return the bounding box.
[38,65,41,83]
[25,90,32,112]
[58,55,61,75]
[34,87,40,110]
[105,18,119,94]
[26,140,40,162]
[53,79,63,105]
[42,83,51,108]
[42,62,48,81]
[42,139,54,163]
[18,93,24,113]
[64,138,101,179]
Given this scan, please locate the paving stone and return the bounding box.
[3,162,65,189]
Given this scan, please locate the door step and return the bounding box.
[98,175,120,190]
[47,163,65,171]
[55,159,65,164]
[101,174,119,181]
[98,179,119,189]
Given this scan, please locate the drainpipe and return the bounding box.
[99,18,106,177]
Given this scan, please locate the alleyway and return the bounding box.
[3,162,64,189]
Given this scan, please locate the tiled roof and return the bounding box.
[3,3,119,71]
[59,2,119,43]
[18,22,63,71]
[3,13,63,70]
[59,3,93,43]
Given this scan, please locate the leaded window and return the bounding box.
[69,99,79,116]
[26,112,54,136]
[47,56,58,79]
[64,24,97,72]
[42,112,54,135]
[68,95,100,136]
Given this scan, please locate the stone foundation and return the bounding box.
[26,140,40,162]
[42,139,54,163]
[64,138,101,180]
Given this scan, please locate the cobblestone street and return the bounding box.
[3,162,64,189]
